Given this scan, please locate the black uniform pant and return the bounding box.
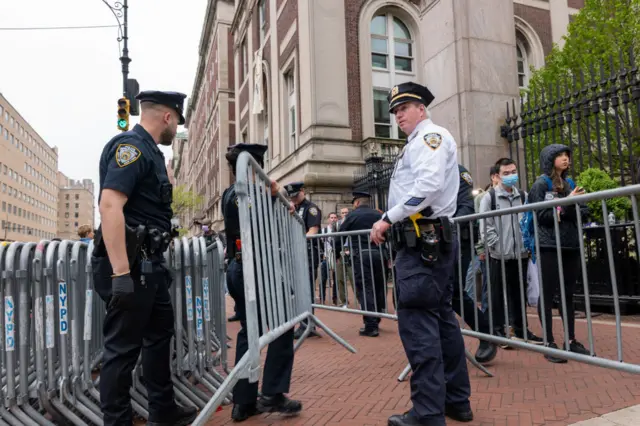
[91,256,175,426]
[395,243,471,425]
[300,251,318,329]
[489,257,529,334]
[452,238,490,334]
[353,251,387,329]
[226,259,294,404]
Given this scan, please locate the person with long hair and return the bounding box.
[527,144,590,363]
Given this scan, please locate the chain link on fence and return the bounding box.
[0,236,229,426]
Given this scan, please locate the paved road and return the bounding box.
[206,297,640,425]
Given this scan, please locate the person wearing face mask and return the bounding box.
[527,144,590,363]
[92,91,197,425]
[479,158,543,347]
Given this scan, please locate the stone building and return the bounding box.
[56,172,95,240]
[181,0,584,226]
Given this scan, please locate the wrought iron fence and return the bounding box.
[501,49,640,190]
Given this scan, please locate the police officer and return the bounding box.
[454,165,497,364]
[92,91,197,426]
[285,182,322,339]
[370,82,473,425]
[338,192,387,337]
[222,143,302,422]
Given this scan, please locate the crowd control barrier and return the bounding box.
[191,151,355,425]
[308,185,640,382]
[0,236,229,425]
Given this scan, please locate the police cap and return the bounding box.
[135,90,188,125]
[285,182,305,198]
[351,191,371,203]
[225,143,268,167]
[387,82,435,113]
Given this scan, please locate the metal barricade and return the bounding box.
[312,186,640,382]
[191,151,356,425]
[0,235,230,425]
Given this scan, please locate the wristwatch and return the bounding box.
[382,213,392,225]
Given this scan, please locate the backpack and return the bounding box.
[520,175,575,263]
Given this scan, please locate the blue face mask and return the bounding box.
[502,174,519,188]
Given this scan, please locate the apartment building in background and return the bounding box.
[179,0,585,225]
[56,172,95,240]
[0,93,59,242]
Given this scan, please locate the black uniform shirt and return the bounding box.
[222,184,240,243]
[455,164,475,218]
[296,198,322,232]
[99,124,173,232]
[337,204,382,256]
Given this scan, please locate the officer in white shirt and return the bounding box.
[370,82,473,426]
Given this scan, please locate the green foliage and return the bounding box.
[519,0,640,187]
[171,185,204,218]
[177,227,189,238]
[576,168,631,222]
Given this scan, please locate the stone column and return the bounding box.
[550,0,570,48]
[420,0,520,187]
[297,0,352,144]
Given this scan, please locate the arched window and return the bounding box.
[370,13,415,139]
[516,40,530,90]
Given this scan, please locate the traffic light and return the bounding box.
[117,97,130,131]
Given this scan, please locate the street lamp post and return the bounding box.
[102,0,130,96]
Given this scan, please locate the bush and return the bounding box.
[576,168,631,223]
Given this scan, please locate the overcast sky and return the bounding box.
[0,0,207,223]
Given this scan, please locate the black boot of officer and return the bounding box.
[94,90,198,426]
[222,144,302,422]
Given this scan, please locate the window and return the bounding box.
[75,194,79,200]
[64,212,69,218]
[241,38,248,81]
[74,222,78,228]
[369,14,415,139]
[65,194,69,200]
[516,41,529,90]
[370,15,413,72]
[74,212,79,218]
[65,203,69,209]
[259,0,267,45]
[285,70,297,152]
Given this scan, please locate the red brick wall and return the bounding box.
[276,0,285,11]
[513,3,553,55]
[345,0,366,141]
[568,0,585,8]
[277,0,297,66]
[227,28,235,90]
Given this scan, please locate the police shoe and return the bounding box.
[475,340,497,364]
[231,403,259,422]
[359,328,379,337]
[387,411,427,425]
[445,404,474,422]
[147,404,197,426]
[256,394,302,415]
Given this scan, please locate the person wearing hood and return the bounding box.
[527,144,590,363]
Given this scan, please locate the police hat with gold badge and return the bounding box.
[225,143,268,167]
[387,82,435,113]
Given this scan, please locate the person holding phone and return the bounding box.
[527,144,590,363]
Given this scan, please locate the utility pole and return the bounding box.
[120,0,130,97]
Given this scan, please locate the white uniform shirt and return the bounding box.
[386,118,459,223]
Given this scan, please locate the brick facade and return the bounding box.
[568,0,585,9]
[345,0,366,142]
[514,3,553,55]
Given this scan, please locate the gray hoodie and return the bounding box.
[479,185,528,260]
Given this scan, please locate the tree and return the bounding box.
[516,0,640,187]
[576,168,631,222]
[171,185,205,222]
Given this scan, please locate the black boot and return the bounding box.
[147,404,198,426]
[359,327,379,337]
[445,404,474,422]
[387,411,427,425]
[231,403,259,422]
[475,340,497,363]
[257,394,302,415]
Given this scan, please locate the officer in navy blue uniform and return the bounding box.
[337,192,387,336]
[285,182,322,339]
[222,144,302,422]
[92,91,197,426]
[370,82,473,425]
[453,165,497,363]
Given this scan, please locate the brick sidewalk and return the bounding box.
[206,297,640,426]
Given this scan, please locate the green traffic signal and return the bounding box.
[117,119,128,129]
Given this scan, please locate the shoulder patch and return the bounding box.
[424,133,442,150]
[309,207,318,216]
[461,171,473,186]
[115,144,142,168]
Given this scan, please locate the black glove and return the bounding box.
[110,274,136,311]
